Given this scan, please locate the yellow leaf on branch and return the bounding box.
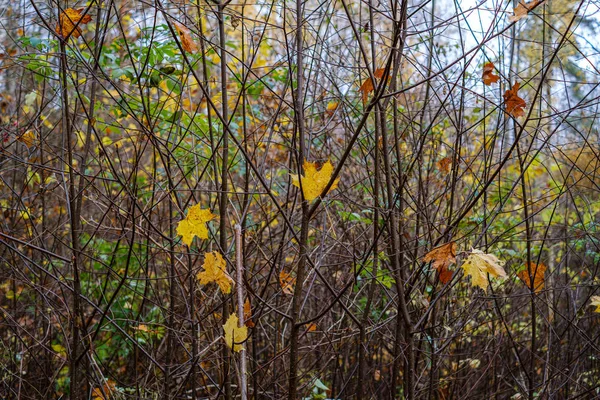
[291,160,339,201]
[590,296,600,313]
[460,249,506,291]
[176,204,216,246]
[197,251,233,294]
[223,314,248,352]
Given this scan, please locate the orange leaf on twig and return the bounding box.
[482,62,500,86]
[56,8,92,39]
[279,270,296,295]
[174,22,198,53]
[244,299,255,328]
[358,68,388,105]
[518,262,547,293]
[504,82,527,118]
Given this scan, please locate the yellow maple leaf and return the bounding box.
[460,249,506,291]
[176,204,216,246]
[223,314,248,352]
[590,296,600,313]
[56,8,92,39]
[197,251,233,294]
[291,160,340,201]
[18,130,36,148]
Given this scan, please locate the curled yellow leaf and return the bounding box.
[223,314,248,352]
[460,249,506,291]
[590,296,600,313]
[197,251,233,294]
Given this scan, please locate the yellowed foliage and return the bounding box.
[326,101,339,116]
[460,249,506,291]
[176,204,216,246]
[56,8,92,39]
[197,251,233,294]
[18,130,36,148]
[291,160,339,201]
[590,296,600,313]
[223,314,248,352]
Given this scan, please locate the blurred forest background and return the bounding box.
[1,0,600,398]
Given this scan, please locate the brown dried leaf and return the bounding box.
[423,242,457,271]
[503,82,527,118]
[482,62,500,86]
[509,0,547,22]
[174,22,198,53]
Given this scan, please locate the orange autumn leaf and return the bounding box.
[307,323,317,332]
[358,68,387,105]
[509,0,547,22]
[503,82,527,118]
[279,270,296,295]
[174,22,198,53]
[56,8,92,39]
[244,298,255,328]
[423,242,457,271]
[438,267,453,284]
[518,262,547,293]
[92,380,116,400]
[437,157,452,175]
[482,62,500,86]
